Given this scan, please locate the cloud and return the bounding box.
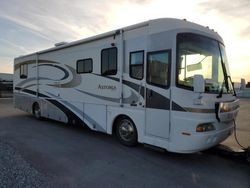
[0,0,152,73]
[196,0,250,82]
[0,0,152,43]
[240,26,250,38]
[198,0,250,35]
[0,0,249,80]
[0,0,103,41]
[0,38,30,54]
[0,57,13,73]
[128,0,151,3]
[198,0,250,18]
[0,17,56,58]
[0,15,55,43]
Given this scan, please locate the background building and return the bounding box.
[235,79,250,98]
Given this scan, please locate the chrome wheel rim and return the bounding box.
[118,119,135,142]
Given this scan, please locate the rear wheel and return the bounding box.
[33,103,41,120]
[115,117,138,146]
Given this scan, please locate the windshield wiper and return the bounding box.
[217,75,236,98]
[228,75,237,96]
[217,44,230,98]
[217,77,225,98]
[217,59,229,98]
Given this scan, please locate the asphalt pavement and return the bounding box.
[222,98,250,149]
[0,98,249,188]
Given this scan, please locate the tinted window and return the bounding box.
[101,47,117,75]
[130,51,144,80]
[20,64,28,79]
[77,59,93,73]
[147,50,170,88]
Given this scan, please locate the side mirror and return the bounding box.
[193,75,205,93]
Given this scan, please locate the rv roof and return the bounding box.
[16,18,221,59]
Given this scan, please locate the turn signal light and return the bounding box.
[196,123,215,132]
[220,104,230,113]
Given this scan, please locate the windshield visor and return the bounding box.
[177,33,232,94]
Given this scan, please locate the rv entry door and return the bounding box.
[145,50,171,139]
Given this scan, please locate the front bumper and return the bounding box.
[169,121,234,153]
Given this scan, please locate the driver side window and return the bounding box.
[146,50,171,88]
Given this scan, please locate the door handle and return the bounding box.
[130,103,137,106]
[147,89,153,98]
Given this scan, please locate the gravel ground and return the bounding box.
[0,139,51,188]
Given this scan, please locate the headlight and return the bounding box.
[220,103,230,113]
[196,123,215,132]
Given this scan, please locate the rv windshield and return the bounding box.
[177,33,233,94]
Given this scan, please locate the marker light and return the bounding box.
[196,123,215,132]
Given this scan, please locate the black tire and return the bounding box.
[115,117,138,146]
[33,102,42,120]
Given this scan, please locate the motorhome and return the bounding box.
[14,18,239,153]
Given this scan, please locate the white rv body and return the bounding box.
[14,18,239,153]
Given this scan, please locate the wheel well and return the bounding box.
[112,114,135,135]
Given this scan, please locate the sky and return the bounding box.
[0,0,249,82]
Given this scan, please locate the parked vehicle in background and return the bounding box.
[0,73,13,98]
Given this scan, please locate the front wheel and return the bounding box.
[115,117,138,146]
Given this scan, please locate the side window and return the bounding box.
[20,64,28,79]
[101,47,117,75]
[77,58,93,73]
[130,51,144,80]
[147,50,171,88]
